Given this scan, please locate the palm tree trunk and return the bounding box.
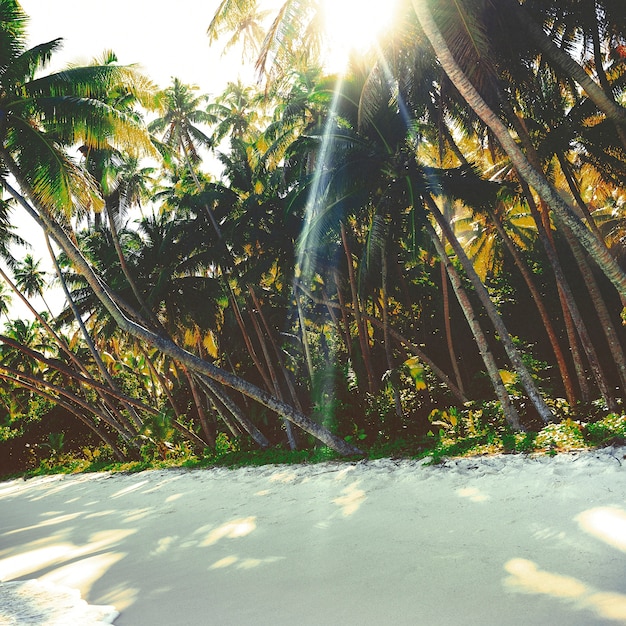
[249,286,299,448]
[333,271,353,358]
[424,220,524,430]
[0,333,158,417]
[295,288,315,384]
[181,365,215,447]
[180,139,225,241]
[340,222,376,393]
[247,291,297,449]
[0,364,136,442]
[412,1,626,300]
[486,207,576,405]
[228,287,274,393]
[517,179,614,407]
[104,201,163,329]
[297,280,469,405]
[0,379,128,461]
[426,195,554,423]
[563,227,626,402]
[45,234,145,432]
[196,375,270,448]
[381,250,404,421]
[502,111,595,402]
[440,255,465,396]
[320,285,349,356]
[557,154,605,242]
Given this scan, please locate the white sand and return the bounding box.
[1,448,626,625]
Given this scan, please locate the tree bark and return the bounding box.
[341,222,376,393]
[45,234,145,432]
[486,207,576,405]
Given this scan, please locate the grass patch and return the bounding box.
[7,412,626,482]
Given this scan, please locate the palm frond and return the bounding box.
[0,0,28,71]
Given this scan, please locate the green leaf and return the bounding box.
[404,356,427,390]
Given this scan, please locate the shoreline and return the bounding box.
[2,448,626,625]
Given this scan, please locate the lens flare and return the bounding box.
[321,0,400,72]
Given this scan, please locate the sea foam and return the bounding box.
[0,579,117,625]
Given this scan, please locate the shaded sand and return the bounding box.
[1,448,626,625]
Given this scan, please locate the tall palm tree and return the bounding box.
[207,0,271,63]
[0,280,12,323]
[206,80,262,144]
[149,78,214,174]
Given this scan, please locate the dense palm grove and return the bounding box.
[1,0,626,472]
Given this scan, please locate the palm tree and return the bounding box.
[149,78,214,174]
[207,0,271,63]
[13,254,52,316]
[0,280,12,323]
[206,80,262,144]
[0,3,362,456]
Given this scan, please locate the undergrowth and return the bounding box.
[8,411,626,481]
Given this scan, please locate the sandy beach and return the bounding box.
[1,448,626,625]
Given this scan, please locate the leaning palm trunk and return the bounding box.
[563,228,626,403]
[104,201,164,329]
[196,375,270,448]
[0,376,127,461]
[486,207,576,405]
[556,154,605,245]
[426,195,554,423]
[412,1,626,301]
[3,170,361,457]
[181,365,215,447]
[0,265,146,439]
[518,179,614,408]
[248,287,298,449]
[45,235,146,431]
[0,333,158,419]
[424,220,524,430]
[0,364,136,442]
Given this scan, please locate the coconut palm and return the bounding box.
[0,2,361,455]
[207,0,271,63]
[149,78,213,172]
[13,254,53,316]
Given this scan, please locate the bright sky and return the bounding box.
[18,0,402,86]
[18,0,251,94]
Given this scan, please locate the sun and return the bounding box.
[320,0,401,72]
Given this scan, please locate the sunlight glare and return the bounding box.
[321,0,400,71]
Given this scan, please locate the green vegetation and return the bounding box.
[1,0,626,477]
[11,411,626,481]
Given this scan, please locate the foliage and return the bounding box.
[585,414,626,446]
[2,0,626,470]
